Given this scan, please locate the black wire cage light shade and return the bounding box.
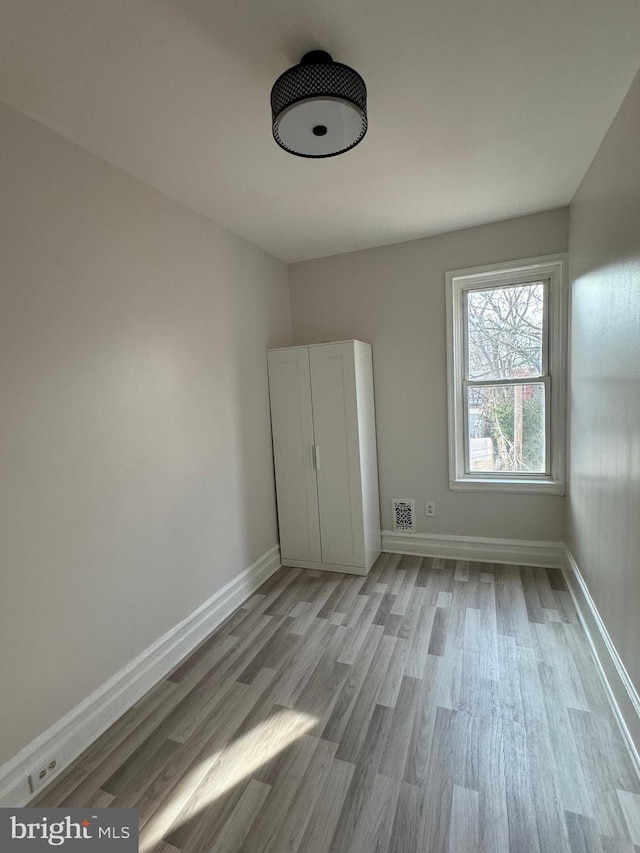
[270,50,367,158]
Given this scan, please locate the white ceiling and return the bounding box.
[0,0,639,262]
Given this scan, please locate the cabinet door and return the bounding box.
[309,343,365,567]
[267,348,321,563]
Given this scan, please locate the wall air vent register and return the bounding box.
[392,499,415,532]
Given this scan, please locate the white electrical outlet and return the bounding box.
[425,502,436,517]
[28,748,63,794]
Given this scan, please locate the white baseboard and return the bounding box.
[382,530,564,568]
[562,546,640,774]
[0,545,281,808]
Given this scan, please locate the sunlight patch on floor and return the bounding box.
[140,707,316,852]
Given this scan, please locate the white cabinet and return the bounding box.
[267,340,381,575]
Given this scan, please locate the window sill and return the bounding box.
[449,478,565,495]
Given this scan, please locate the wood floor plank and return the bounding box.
[538,659,596,819]
[390,564,417,615]
[334,633,397,764]
[600,837,638,853]
[373,590,397,628]
[617,791,640,845]
[388,781,424,853]
[378,638,409,708]
[560,622,612,716]
[317,576,352,620]
[292,628,351,728]
[297,758,355,853]
[168,675,239,745]
[523,715,573,852]
[378,675,420,780]
[568,708,634,839]
[449,784,480,853]
[290,579,341,636]
[476,710,510,853]
[323,623,384,744]
[455,560,470,583]
[83,789,116,808]
[166,778,250,853]
[153,843,182,853]
[167,633,239,686]
[414,556,434,588]
[328,704,394,851]
[338,591,384,657]
[29,557,640,853]
[426,604,448,658]
[270,618,340,709]
[103,737,181,803]
[416,705,456,852]
[345,772,401,853]
[380,552,403,587]
[521,565,547,623]
[404,601,434,674]
[236,733,318,853]
[250,737,337,853]
[566,810,605,853]
[515,641,546,724]
[496,564,534,648]
[388,564,407,596]
[204,779,271,853]
[502,714,542,853]
[236,617,298,684]
[403,655,446,788]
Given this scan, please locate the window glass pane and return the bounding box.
[467,282,544,380]
[467,383,545,473]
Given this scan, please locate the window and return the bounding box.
[445,254,566,493]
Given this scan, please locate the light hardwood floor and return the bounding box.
[32,554,640,852]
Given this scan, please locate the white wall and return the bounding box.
[289,209,568,541]
[567,70,640,696]
[0,101,291,766]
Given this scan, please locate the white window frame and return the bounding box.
[445,253,567,494]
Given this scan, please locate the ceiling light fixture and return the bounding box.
[270,50,367,158]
